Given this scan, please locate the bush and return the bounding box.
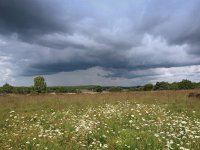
[13,87,32,94]
[109,87,122,92]
[169,82,179,90]
[2,83,14,93]
[46,86,79,93]
[93,86,103,92]
[178,79,195,90]
[143,83,154,91]
[128,86,143,91]
[154,82,169,90]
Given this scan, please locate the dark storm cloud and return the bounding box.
[0,0,67,41]
[0,0,200,84]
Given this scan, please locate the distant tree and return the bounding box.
[109,87,122,92]
[143,83,154,91]
[13,87,32,94]
[2,83,14,93]
[169,82,179,90]
[0,87,3,93]
[178,79,194,90]
[154,82,170,90]
[33,76,47,93]
[195,82,200,89]
[94,86,103,92]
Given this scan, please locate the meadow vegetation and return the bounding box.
[0,90,200,150]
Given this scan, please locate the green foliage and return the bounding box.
[93,86,103,92]
[154,82,170,90]
[178,79,195,90]
[194,82,200,89]
[2,83,14,93]
[13,87,32,94]
[143,83,154,91]
[33,76,47,93]
[108,87,122,92]
[169,82,179,90]
[46,86,79,93]
[0,87,3,93]
[128,86,143,91]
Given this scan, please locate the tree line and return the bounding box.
[0,76,79,94]
[0,76,199,94]
[130,80,200,91]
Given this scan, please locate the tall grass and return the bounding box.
[0,90,200,149]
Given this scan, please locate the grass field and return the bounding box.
[0,91,200,150]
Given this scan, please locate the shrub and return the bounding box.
[154,82,170,90]
[169,82,179,90]
[143,83,154,91]
[109,87,122,92]
[178,79,195,90]
[94,86,103,92]
[2,83,14,93]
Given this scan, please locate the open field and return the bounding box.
[0,91,200,150]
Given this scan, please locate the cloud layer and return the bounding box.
[0,0,200,85]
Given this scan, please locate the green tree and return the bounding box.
[178,79,194,90]
[154,82,169,90]
[94,86,103,92]
[143,83,154,91]
[169,82,179,90]
[33,76,47,93]
[2,83,14,93]
[195,82,200,89]
[109,87,122,92]
[0,87,3,93]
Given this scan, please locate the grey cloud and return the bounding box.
[139,0,200,55]
[0,0,67,41]
[25,34,200,77]
[0,0,200,85]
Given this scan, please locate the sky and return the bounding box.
[0,0,200,86]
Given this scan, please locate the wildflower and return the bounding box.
[136,137,140,140]
[166,140,173,149]
[180,147,189,150]
[9,110,15,114]
[26,141,30,144]
[103,144,108,148]
[181,121,187,124]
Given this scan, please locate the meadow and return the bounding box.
[0,91,200,150]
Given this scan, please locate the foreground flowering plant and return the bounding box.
[1,101,200,149]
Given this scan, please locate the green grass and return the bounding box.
[0,91,200,150]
